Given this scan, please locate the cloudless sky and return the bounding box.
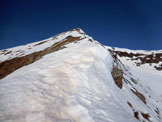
[0,0,162,50]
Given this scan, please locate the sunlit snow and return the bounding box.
[0,29,162,122]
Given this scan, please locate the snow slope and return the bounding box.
[0,28,162,122]
[107,46,162,122]
[0,28,86,62]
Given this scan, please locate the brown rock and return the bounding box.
[112,66,123,89]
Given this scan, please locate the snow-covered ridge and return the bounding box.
[0,28,95,80]
[106,46,162,71]
[0,28,89,62]
[106,46,162,54]
[0,28,162,122]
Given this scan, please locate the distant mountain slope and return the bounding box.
[107,46,162,122]
[0,28,162,122]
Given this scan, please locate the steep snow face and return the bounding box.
[0,35,138,122]
[107,46,162,122]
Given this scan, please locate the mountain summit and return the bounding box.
[0,28,162,122]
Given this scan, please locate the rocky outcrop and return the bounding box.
[111,66,123,89]
[131,89,146,104]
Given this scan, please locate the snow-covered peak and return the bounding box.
[0,28,90,63]
[0,28,162,122]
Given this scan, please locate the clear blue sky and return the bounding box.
[0,0,162,50]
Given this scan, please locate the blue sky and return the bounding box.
[0,0,162,50]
